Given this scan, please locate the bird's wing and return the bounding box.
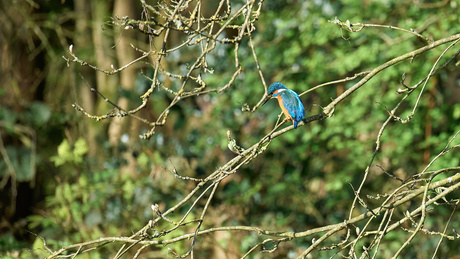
[295,94,306,121]
[281,90,305,122]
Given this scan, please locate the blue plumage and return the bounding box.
[263,82,306,129]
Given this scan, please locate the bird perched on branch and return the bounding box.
[262,82,306,129]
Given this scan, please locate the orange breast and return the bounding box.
[276,95,293,121]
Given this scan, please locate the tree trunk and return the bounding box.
[111,0,138,177]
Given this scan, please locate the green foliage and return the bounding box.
[2,0,459,258]
[199,0,459,257]
[26,102,52,128]
[26,166,176,256]
[0,146,35,181]
[50,138,88,166]
[0,234,28,254]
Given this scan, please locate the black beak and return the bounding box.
[262,95,272,106]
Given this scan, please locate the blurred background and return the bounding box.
[1,0,459,258]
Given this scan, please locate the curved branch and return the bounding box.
[322,33,460,117]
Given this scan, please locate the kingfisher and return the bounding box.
[262,82,306,129]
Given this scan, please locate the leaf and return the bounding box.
[73,137,88,163]
[137,152,149,169]
[28,102,51,127]
[1,146,35,182]
[31,235,50,258]
[453,104,460,120]
[50,138,88,166]
[50,139,71,166]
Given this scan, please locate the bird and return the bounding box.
[262,82,306,129]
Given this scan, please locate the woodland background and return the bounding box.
[1,0,459,258]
